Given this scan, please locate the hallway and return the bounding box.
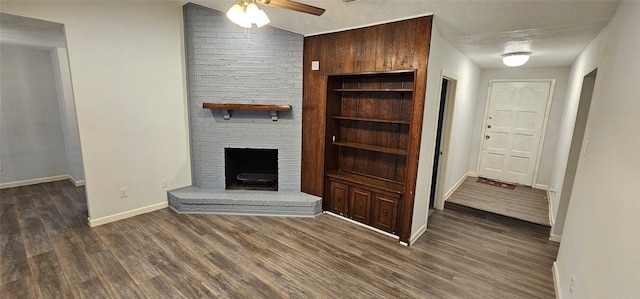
[446,177,550,226]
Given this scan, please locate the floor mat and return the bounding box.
[476,177,517,190]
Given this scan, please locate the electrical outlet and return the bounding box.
[570,276,576,294]
[119,187,128,198]
[161,179,168,188]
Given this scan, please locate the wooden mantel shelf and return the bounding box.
[202,103,292,121]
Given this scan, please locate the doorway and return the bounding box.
[0,14,85,190]
[429,75,456,211]
[552,69,597,236]
[478,80,555,186]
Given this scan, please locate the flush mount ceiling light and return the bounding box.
[502,52,531,67]
[226,0,271,28]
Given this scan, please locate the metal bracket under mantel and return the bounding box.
[203,103,292,121]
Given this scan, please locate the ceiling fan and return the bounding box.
[226,0,325,28]
[258,0,326,16]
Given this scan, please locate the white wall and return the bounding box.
[468,67,570,189]
[554,1,640,298]
[0,2,191,222]
[52,47,85,185]
[411,19,481,241]
[548,8,607,239]
[0,44,69,184]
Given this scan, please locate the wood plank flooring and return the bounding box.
[446,177,550,226]
[1,180,559,298]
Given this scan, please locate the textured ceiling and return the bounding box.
[193,0,621,69]
[0,1,622,69]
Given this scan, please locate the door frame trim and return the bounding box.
[426,70,458,213]
[434,71,458,210]
[475,79,556,186]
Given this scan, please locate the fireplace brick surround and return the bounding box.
[168,4,321,217]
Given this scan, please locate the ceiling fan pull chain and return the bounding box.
[247,28,251,47]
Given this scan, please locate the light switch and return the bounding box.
[582,139,590,156]
[311,61,320,71]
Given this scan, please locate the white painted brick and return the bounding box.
[185,5,304,192]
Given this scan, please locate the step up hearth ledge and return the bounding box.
[168,186,322,217]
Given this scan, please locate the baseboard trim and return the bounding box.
[467,171,478,178]
[444,172,473,201]
[409,224,427,245]
[553,261,562,299]
[324,211,400,241]
[88,202,168,227]
[69,176,86,187]
[1,175,70,189]
[534,183,550,191]
[547,189,555,226]
[438,172,473,210]
[549,233,562,243]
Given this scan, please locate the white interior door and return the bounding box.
[479,81,553,185]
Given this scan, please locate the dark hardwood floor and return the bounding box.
[446,177,550,226]
[1,180,559,298]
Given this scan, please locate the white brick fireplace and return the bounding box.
[168,4,320,217]
[185,4,303,191]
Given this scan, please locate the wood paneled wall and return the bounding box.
[302,16,432,242]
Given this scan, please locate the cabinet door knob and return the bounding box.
[383,211,388,216]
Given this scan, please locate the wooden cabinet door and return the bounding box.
[373,193,399,233]
[349,187,372,224]
[329,180,348,216]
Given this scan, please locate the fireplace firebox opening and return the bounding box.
[225,148,278,191]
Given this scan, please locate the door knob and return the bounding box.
[485,135,491,139]
[487,125,492,129]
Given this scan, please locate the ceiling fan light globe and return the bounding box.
[246,3,260,19]
[237,16,252,28]
[255,9,271,28]
[226,3,244,23]
[230,16,248,27]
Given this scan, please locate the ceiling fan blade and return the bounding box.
[261,0,326,16]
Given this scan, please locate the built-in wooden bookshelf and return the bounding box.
[302,16,432,243]
[324,70,416,235]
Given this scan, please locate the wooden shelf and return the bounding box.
[327,70,416,76]
[326,170,404,194]
[332,116,410,125]
[202,103,291,121]
[333,88,413,92]
[333,141,408,155]
[202,103,291,111]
